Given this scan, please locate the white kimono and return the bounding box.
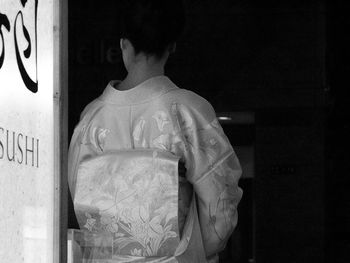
[68,76,243,263]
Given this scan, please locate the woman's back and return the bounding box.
[68,76,242,262]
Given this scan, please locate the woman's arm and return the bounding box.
[173,99,243,257]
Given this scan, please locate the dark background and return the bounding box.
[68,0,350,262]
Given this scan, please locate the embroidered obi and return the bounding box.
[73,149,195,262]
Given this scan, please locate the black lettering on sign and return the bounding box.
[0,127,4,159]
[0,0,39,93]
[25,136,34,166]
[0,126,40,168]
[17,133,23,164]
[14,0,39,93]
[0,12,10,69]
[6,130,15,162]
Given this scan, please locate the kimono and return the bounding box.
[68,76,243,263]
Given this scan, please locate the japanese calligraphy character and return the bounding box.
[0,12,10,69]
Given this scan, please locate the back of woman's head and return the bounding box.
[120,0,186,58]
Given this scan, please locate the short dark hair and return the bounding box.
[120,0,186,58]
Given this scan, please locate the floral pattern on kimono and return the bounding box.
[74,151,181,258]
[170,100,243,256]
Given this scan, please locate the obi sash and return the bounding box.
[72,149,204,262]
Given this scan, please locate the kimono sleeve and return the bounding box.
[68,104,105,199]
[174,97,243,257]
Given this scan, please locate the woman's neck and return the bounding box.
[118,56,166,91]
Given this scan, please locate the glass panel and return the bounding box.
[0,0,57,262]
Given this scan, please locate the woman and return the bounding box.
[68,0,243,262]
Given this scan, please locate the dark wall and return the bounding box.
[325,1,350,262]
[170,1,326,112]
[68,0,125,136]
[69,0,326,133]
[254,108,326,262]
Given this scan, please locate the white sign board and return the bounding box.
[0,0,60,262]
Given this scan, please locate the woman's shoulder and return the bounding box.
[161,86,216,119]
[78,97,105,122]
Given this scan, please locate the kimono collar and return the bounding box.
[100,76,178,105]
